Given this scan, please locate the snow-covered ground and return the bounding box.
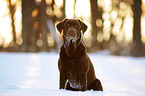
[0,52,145,96]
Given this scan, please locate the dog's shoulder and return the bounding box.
[59,44,68,58]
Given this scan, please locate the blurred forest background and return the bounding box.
[0,0,145,57]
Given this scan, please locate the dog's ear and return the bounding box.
[78,19,88,34]
[56,19,68,33]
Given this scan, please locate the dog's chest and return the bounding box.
[67,59,82,74]
[66,60,83,89]
[68,71,82,89]
[69,77,81,89]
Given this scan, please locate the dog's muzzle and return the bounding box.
[63,34,81,46]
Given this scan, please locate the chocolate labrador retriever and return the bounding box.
[56,19,103,91]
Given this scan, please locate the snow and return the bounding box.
[0,52,145,96]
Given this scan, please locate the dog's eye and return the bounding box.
[66,24,70,27]
[75,25,79,28]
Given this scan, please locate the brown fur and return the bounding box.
[56,19,103,91]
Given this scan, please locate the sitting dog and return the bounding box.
[56,19,103,91]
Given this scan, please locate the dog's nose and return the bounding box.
[70,30,74,33]
[70,39,73,43]
[68,28,75,33]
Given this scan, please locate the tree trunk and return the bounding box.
[131,0,142,56]
[62,0,66,19]
[22,0,38,52]
[38,0,49,51]
[8,0,16,43]
[90,0,103,50]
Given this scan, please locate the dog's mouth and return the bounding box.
[64,35,82,46]
[66,37,77,44]
[63,35,81,57]
[63,34,82,45]
[63,35,77,45]
[64,37,77,54]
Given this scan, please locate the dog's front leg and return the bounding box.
[60,72,67,89]
[80,75,87,91]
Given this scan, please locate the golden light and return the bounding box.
[97,32,103,42]
[116,30,124,42]
[96,19,103,27]
[111,10,118,23]
[98,0,103,8]
[47,34,55,47]
[46,0,52,5]
[83,21,92,48]
[120,2,127,10]
[32,9,39,18]
[141,17,145,43]
[36,0,42,3]
[33,21,39,30]
[11,0,17,5]
[55,0,63,8]
[143,0,145,5]
[103,13,110,20]
[0,0,12,47]
[103,29,110,41]
[37,39,43,47]
[0,0,145,48]
[14,1,22,35]
[16,37,22,45]
[14,0,22,45]
[54,5,62,18]
[142,0,145,43]
[83,29,91,40]
[83,21,92,41]
[65,0,75,18]
[54,9,62,18]
[46,6,54,16]
[104,20,111,28]
[112,18,122,36]
[102,0,112,12]
[66,0,92,44]
[0,16,12,47]
[124,16,133,42]
[75,0,91,18]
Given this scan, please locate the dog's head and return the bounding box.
[56,19,87,57]
[56,19,88,45]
